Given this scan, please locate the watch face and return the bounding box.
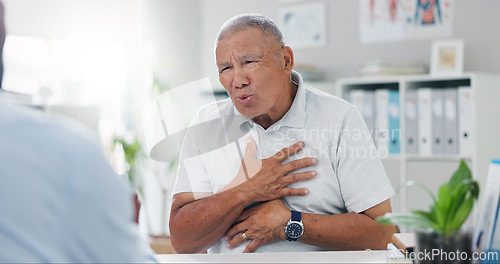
[285,221,304,239]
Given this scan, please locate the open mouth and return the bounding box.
[237,95,253,104]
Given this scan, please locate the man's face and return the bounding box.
[216,28,291,121]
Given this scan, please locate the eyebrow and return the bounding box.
[217,54,264,69]
[217,61,231,70]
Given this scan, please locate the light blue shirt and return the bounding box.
[174,71,395,253]
[0,98,155,263]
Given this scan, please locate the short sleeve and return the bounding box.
[335,106,395,213]
[173,110,212,194]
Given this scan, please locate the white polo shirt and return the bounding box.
[174,71,395,253]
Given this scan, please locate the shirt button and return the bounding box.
[263,151,269,156]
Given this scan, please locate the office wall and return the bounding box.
[3,0,499,89]
[144,0,201,86]
[201,0,500,87]
[2,0,145,101]
[3,0,138,39]
[2,0,202,89]
[454,0,500,77]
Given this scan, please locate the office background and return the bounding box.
[4,0,500,89]
[2,0,499,240]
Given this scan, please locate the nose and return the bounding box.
[232,66,250,89]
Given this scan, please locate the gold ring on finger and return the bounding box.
[242,232,249,241]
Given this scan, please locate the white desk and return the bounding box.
[155,250,402,263]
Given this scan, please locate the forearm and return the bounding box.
[298,212,395,250]
[170,188,252,253]
[170,140,316,253]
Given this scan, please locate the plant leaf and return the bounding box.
[449,160,472,190]
[412,210,434,222]
[448,195,474,231]
[387,160,479,234]
[435,183,453,229]
[447,179,472,220]
[449,180,479,230]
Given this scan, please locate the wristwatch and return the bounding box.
[284,210,304,241]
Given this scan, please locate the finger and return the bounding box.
[282,170,317,185]
[278,187,311,197]
[273,141,304,162]
[280,157,318,175]
[224,221,247,241]
[243,240,261,253]
[226,232,250,249]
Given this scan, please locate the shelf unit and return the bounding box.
[336,72,500,217]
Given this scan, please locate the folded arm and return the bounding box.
[170,190,251,253]
[298,199,395,250]
[169,140,317,253]
[225,199,395,252]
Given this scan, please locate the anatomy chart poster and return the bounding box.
[360,0,453,44]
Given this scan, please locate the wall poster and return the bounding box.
[359,0,453,44]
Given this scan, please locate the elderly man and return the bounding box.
[170,14,395,254]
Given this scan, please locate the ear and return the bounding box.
[282,46,294,73]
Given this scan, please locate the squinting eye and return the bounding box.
[245,61,255,64]
[219,67,230,73]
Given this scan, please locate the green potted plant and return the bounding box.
[377,160,479,263]
[114,134,146,224]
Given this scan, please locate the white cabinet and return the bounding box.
[336,73,500,217]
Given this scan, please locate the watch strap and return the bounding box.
[286,210,303,241]
[291,210,301,222]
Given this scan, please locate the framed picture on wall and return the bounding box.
[430,39,464,75]
[279,1,327,49]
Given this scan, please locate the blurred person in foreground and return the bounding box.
[0,99,155,262]
[0,0,155,261]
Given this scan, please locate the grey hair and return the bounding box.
[216,14,285,48]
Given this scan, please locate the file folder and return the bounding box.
[375,89,389,154]
[349,89,375,141]
[443,88,458,155]
[417,88,432,156]
[405,90,418,154]
[388,90,400,154]
[458,86,474,156]
[364,91,376,142]
[431,89,445,155]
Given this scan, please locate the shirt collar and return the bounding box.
[234,70,307,131]
[280,70,307,129]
